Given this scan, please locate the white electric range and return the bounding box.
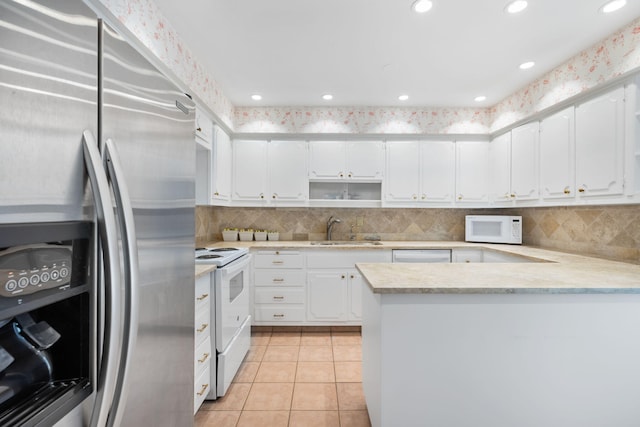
[195,247,251,398]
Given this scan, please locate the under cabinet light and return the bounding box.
[251,94,262,101]
[519,61,535,70]
[398,94,409,101]
[504,0,528,14]
[412,0,433,14]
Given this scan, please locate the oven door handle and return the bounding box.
[82,130,123,427]
[104,138,139,427]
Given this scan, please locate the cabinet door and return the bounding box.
[268,140,307,202]
[455,141,489,203]
[511,122,539,201]
[307,271,347,321]
[309,141,346,179]
[346,141,384,180]
[195,108,213,144]
[540,107,575,199]
[385,141,420,202]
[211,126,231,202]
[348,271,363,321]
[489,133,511,203]
[232,140,267,201]
[420,141,455,203]
[575,87,625,197]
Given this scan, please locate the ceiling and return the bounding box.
[153,0,640,108]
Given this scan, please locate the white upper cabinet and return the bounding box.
[575,87,625,198]
[384,141,420,203]
[309,141,383,180]
[268,140,308,203]
[490,124,539,204]
[540,107,575,200]
[211,126,232,203]
[195,107,213,145]
[232,140,268,202]
[385,141,455,205]
[455,141,489,204]
[511,122,539,201]
[232,140,307,205]
[489,133,512,203]
[420,141,456,203]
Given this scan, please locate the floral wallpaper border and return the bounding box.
[96,1,640,135]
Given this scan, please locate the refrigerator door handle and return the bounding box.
[104,138,140,427]
[82,130,123,427]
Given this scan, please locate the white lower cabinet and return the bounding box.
[253,251,306,324]
[194,273,212,413]
[251,249,391,325]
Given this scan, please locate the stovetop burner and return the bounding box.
[208,248,239,252]
[197,254,222,260]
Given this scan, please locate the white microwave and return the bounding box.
[465,215,522,245]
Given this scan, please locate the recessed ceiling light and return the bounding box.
[412,0,433,14]
[322,94,333,101]
[474,95,487,102]
[251,94,262,101]
[600,0,626,13]
[519,61,535,70]
[398,94,409,101]
[504,0,528,14]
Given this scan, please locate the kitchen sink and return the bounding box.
[310,241,383,246]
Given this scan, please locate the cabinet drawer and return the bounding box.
[195,274,211,313]
[254,251,304,269]
[194,336,212,378]
[254,270,306,286]
[255,288,305,304]
[194,308,211,346]
[194,364,211,414]
[254,307,305,322]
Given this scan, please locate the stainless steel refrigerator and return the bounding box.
[0,0,195,425]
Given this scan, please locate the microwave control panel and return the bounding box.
[0,246,72,298]
[511,219,521,238]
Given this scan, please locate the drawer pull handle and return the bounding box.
[196,293,209,301]
[273,296,284,300]
[196,384,209,396]
[198,352,210,363]
[197,323,209,333]
[273,314,285,318]
[272,261,284,265]
[273,278,284,282]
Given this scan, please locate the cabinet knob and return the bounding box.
[421,195,426,200]
[196,293,209,301]
[214,192,219,196]
[458,195,463,200]
[412,195,417,200]
[350,275,355,279]
[196,323,209,333]
[272,194,276,199]
[341,274,346,279]
[275,251,280,255]
[563,188,571,195]
[198,352,210,364]
[339,173,344,178]
[578,188,585,193]
[260,194,264,199]
[510,194,516,199]
[196,127,202,132]
[348,173,352,178]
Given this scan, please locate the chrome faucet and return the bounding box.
[326,216,342,241]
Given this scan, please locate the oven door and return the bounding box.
[214,254,251,352]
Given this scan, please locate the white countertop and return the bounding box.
[200,240,640,294]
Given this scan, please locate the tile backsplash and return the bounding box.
[196,205,640,264]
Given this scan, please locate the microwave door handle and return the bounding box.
[104,138,140,427]
[82,130,123,427]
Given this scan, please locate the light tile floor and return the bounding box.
[195,327,371,427]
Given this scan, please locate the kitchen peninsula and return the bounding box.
[356,247,640,427]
